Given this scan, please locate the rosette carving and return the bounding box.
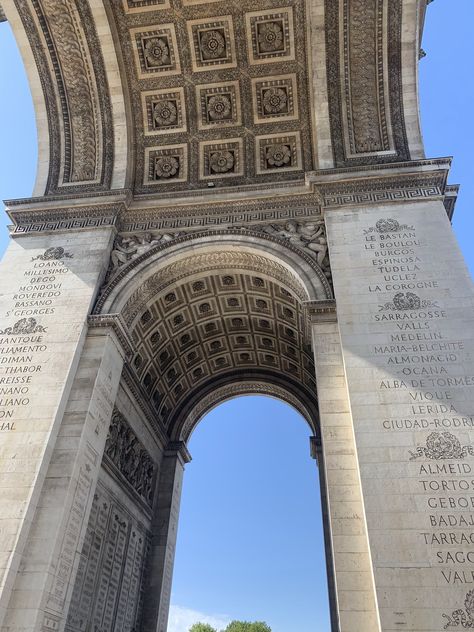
[257,21,284,52]
[144,37,170,67]
[209,150,235,174]
[199,29,226,59]
[153,100,178,127]
[154,156,179,179]
[266,144,291,168]
[207,94,232,121]
[263,87,288,114]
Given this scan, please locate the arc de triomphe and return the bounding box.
[0,2,472,632]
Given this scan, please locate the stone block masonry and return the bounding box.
[327,200,474,632]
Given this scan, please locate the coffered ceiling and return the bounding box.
[108,0,314,194]
[3,0,427,197]
[125,268,316,433]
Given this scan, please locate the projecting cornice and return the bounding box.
[309,157,453,210]
[5,159,457,235]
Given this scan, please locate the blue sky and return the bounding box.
[0,3,473,632]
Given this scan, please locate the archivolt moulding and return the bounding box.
[170,373,320,445]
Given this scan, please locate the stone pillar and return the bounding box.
[0,228,114,631]
[325,200,474,631]
[6,327,124,632]
[142,441,191,632]
[309,303,381,632]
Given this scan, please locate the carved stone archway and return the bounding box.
[0,2,471,632]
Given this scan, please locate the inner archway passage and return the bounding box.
[171,396,331,632]
[118,255,319,440]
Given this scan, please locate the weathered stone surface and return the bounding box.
[0,230,113,626]
[0,2,468,632]
[327,200,474,631]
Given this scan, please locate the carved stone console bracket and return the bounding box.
[310,435,322,461]
[444,184,460,221]
[88,314,135,360]
[165,441,192,465]
[305,300,337,324]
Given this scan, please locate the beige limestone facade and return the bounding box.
[0,1,471,632]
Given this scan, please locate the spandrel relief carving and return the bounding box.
[106,221,332,286]
[251,220,331,279]
[109,232,184,278]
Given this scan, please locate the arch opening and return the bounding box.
[170,395,332,632]
[91,246,331,632]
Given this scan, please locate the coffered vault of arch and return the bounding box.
[91,246,321,443]
[1,0,427,197]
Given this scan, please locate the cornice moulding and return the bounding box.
[4,159,456,233]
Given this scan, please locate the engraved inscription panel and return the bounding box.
[65,480,150,632]
[0,233,111,598]
[327,202,474,630]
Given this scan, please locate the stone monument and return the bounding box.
[0,1,470,632]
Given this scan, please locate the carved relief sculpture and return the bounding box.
[109,232,183,277]
[254,220,330,276]
[104,410,155,505]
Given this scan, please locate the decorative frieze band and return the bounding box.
[11,214,117,235]
[322,182,442,209]
[15,0,114,191]
[5,161,456,235]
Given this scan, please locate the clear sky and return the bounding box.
[0,3,473,632]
